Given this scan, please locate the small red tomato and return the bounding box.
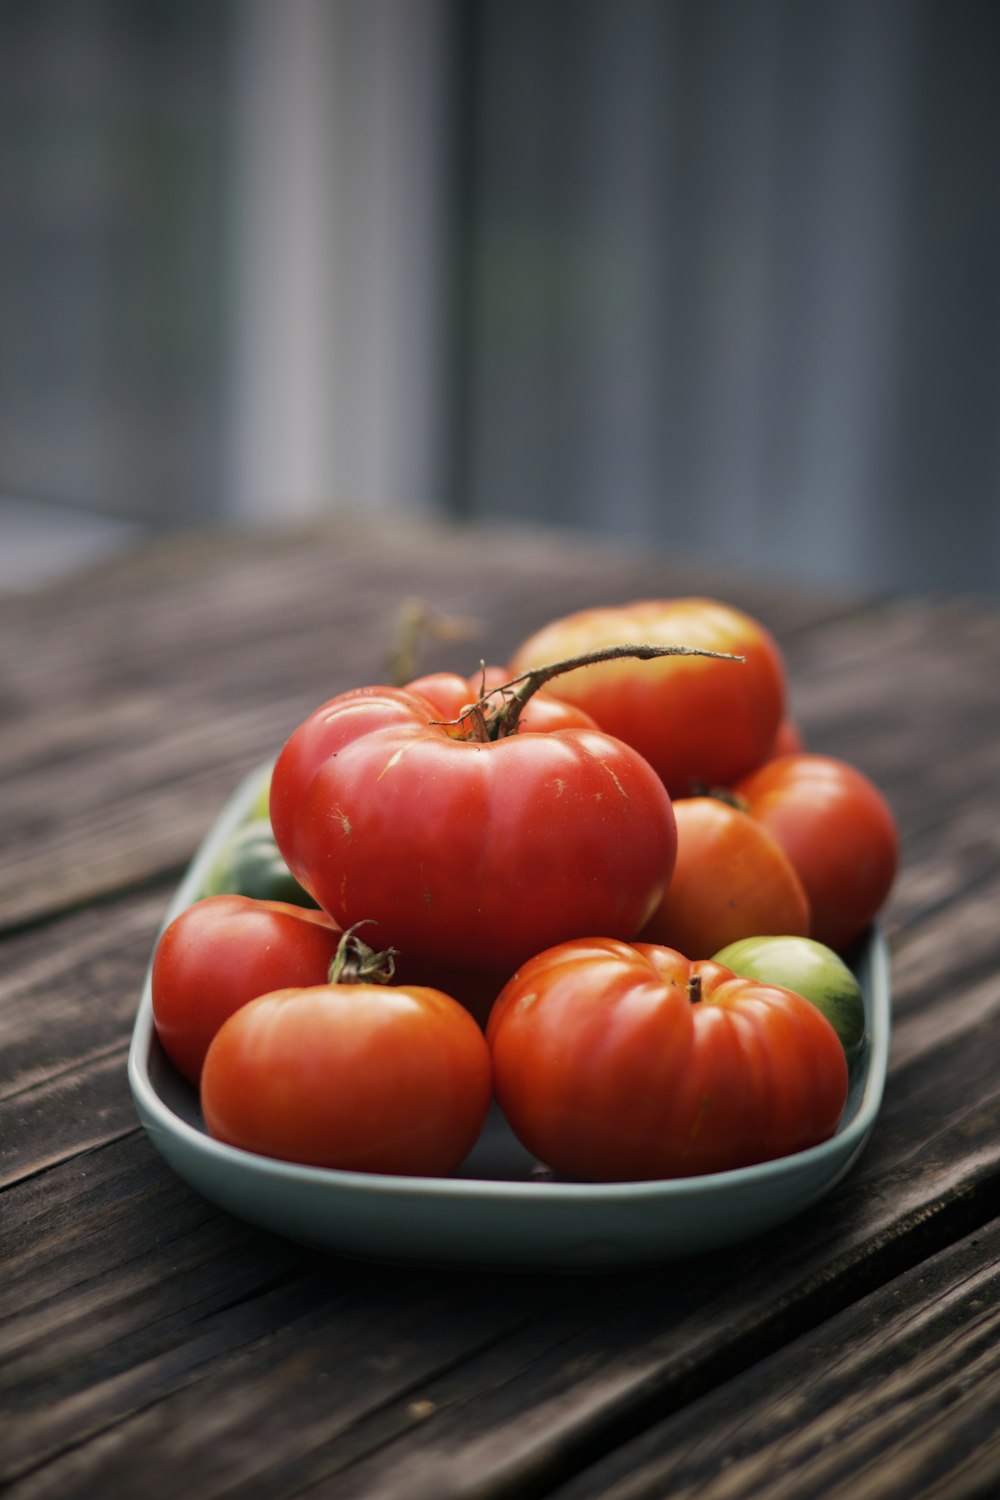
[151,895,342,1084]
[639,796,811,957]
[487,939,848,1181]
[507,598,787,796]
[201,981,492,1176]
[734,753,899,952]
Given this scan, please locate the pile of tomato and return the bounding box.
[151,597,898,1183]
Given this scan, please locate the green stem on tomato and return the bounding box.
[385,597,481,686]
[482,642,743,740]
[327,921,398,986]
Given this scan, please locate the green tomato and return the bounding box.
[201,819,317,908]
[712,934,866,1063]
[249,772,273,823]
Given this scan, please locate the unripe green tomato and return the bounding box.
[250,774,273,822]
[712,934,866,1063]
[202,819,317,908]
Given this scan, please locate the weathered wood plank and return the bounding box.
[0,890,168,1186]
[0,892,165,1099]
[542,1218,1000,1500]
[4,522,999,1500]
[2,915,997,1499]
[0,1135,572,1495]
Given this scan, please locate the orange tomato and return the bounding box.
[507,598,787,796]
[639,796,810,958]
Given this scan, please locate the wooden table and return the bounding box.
[3,517,999,1499]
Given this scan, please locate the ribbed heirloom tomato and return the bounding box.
[269,653,684,975]
[487,939,848,1181]
[507,598,786,796]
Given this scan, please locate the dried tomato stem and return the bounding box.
[327,921,398,986]
[688,973,703,1005]
[691,783,752,814]
[385,597,480,686]
[487,642,743,739]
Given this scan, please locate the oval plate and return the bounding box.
[128,763,891,1269]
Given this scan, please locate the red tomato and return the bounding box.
[507,598,787,796]
[201,981,492,1175]
[151,895,342,1084]
[487,939,848,1181]
[269,682,676,973]
[734,753,899,952]
[639,796,810,957]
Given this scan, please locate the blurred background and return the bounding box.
[2,0,998,594]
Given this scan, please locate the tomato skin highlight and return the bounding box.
[734,753,899,952]
[201,982,492,1176]
[270,686,677,973]
[507,598,786,796]
[151,895,342,1085]
[639,797,811,958]
[487,939,848,1181]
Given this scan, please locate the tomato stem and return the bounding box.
[693,782,752,814]
[328,921,399,986]
[688,973,703,1005]
[435,642,744,741]
[385,597,480,686]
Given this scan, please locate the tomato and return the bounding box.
[733,753,898,952]
[201,980,492,1175]
[487,939,848,1180]
[201,818,316,907]
[269,677,676,973]
[507,598,786,796]
[151,895,342,1084]
[638,796,810,958]
[713,935,866,1062]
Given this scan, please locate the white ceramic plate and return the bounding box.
[128,763,892,1269]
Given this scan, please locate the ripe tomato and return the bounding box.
[487,939,848,1180]
[151,895,342,1084]
[734,753,899,952]
[201,981,492,1175]
[639,796,810,957]
[507,598,786,796]
[269,680,676,972]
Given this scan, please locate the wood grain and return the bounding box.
[2,519,998,1500]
